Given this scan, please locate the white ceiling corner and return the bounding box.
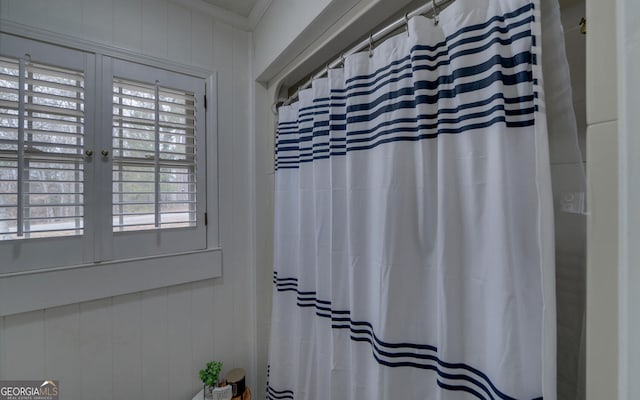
[174,0,249,29]
[176,0,272,31]
[248,0,274,29]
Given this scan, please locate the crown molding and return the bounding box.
[248,0,273,30]
[173,0,250,30]
[0,19,214,78]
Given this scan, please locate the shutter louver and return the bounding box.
[0,56,85,240]
[112,78,197,232]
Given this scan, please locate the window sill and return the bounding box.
[0,248,222,317]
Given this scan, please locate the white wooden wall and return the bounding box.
[0,1,254,399]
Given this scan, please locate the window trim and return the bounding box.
[0,23,221,316]
[106,57,208,260]
[0,33,96,271]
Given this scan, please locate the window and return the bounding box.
[112,78,197,232]
[0,57,85,240]
[0,34,207,275]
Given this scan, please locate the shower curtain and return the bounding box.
[267,0,569,398]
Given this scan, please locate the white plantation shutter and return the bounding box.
[108,58,206,259]
[112,78,197,232]
[0,56,85,240]
[0,34,210,275]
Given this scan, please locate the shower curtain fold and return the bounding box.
[267,0,560,399]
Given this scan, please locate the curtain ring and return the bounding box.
[368,34,374,58]
[432,0,440,25]
[405,13,410,36]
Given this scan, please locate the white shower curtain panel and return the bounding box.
[268,0,557,399]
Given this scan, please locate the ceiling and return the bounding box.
[194,0,583,33]
[201,0,260,17]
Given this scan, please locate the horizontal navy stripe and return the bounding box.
[267,387,294,395]
[266,385,294,400]
[277,92,534,148]
[412,29,532,69]
[275,115,534,168]
[411,18,532,64]
[267,393,294,400]
[272,271,530,400]
[347,93,533,136]
[274,273,526,400]
[350,335,498,400]
[347,105,535,143]
[347,50,531,104]
[298,109,328,119]
[346,116,534,153]
[273,275,298,282]
[445,2,534,43]
[345,3,533,86]
[275,275,503,400]
[347,69,532,115]
[277,14,533,125]
[347,25,532,95]
[277,110,534,159]
[277,46,532,129]
[278,79,531,141]
[437,381,488,400]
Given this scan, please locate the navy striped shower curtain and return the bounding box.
[267,0,569,398]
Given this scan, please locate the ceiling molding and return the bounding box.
[248,0,273,30]
[174,0,249,30]
[0,19,214,78]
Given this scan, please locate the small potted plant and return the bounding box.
[199,360,223,399]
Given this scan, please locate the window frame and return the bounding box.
[0,33,97,273]
[104,57,208,261]
[0,28,220,316]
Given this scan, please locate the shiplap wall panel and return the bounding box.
[211,20,239,369]
[83,0,113,45]
[141,288,170,400]
[167,2,192,64]
[5,0,47,31]
[44,305,82,400]
[190,280,218,380]
[142,0,168,58]
[79,299,114,400]
[112,293,143,400]
[46,0,84,38]
[166,285,194,398]
[231,29,252,369]
[0,0,254,398]
[113,0,143,52]
[191,13,215,69]
[2,311,45,379]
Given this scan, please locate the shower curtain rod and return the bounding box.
[278,0,456,108]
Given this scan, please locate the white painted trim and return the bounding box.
[246,32,258,397]
[617,0,640,397]
[616,0,628,396]
[206,73,221,247]
[0,25,224,314]
[0,19,213,78]
[248,0,273,30]
[173,0,249,30]
[0,248,223,317]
